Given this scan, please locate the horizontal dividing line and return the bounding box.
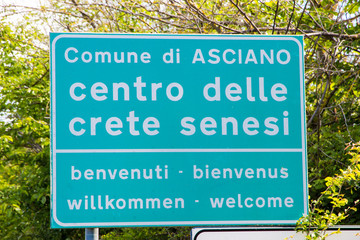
[54,148,304,153]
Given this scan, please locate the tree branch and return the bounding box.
[286,0,296,34]
[70,0,97,29]
[229,0,261,34]
[295,0,309,34]
[272,0,279,34]
[307,78,330,127]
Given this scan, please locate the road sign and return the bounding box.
[192,227,360,240]
[50,33,307,228]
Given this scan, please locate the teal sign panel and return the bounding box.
[50,33,307,228]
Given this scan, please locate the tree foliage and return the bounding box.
[297,143,360,239]
[0,0,359,239]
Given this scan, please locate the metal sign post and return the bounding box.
[85,228,99,240]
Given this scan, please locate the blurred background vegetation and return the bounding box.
[0,0,359,239]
